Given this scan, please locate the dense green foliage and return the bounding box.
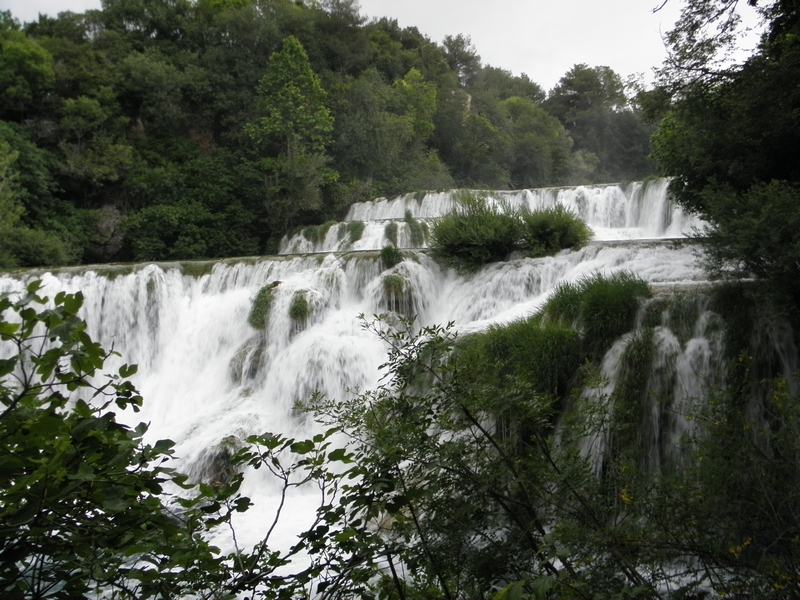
[380,244,403,269]
[651,0,800,309]
[430,193,593,271]
[0,2,654,268]
[543,272,651,359]
[302,277,800,599]
[430,193,523,271]
[288,289,310,322]
[6,277,800,598]
[342,220,365,244]
[404,209,428,247]
[520,205,592,258]
[248,282,277,329]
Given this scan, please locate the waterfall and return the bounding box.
[0,178,788,557]
[279,178,705,254]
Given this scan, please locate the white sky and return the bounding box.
[0,0,761,91]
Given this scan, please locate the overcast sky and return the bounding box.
[0,0,760,91]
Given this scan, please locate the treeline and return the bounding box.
[0,0,655,267]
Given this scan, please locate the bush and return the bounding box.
[302,220,337,244]
[289,290,311,322]
[380,245,403,269]
[456,317,582,399]
[382,273,405,296]
[384,222,398,246]
[346,220,365,244]
[521,206,592,257]
[248,283,278,329]
[543,272,651,359]
[430,193,523,272]
[0,227,70,268]
[404,210,427,247]
[430,194,592,272]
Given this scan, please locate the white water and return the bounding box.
[279,178,705,254]
[0,179,719,562]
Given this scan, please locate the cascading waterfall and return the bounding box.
[0,178,791,558]
[279,178,704,254]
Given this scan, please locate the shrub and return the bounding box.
[610,328,656,469]
[302,221,337,244]
[384,221,398,246]
[521,206,592,257]
[457,317,582,399]
[580,273,650,357]
[0,227,70,268]
[380,245,404,269]
[404,210,427,247]
[381,274,409,314]
[382,273,405,297]
[543,272,651,359]
[430,193,523,272]
[346,220,365,244]
[541,281,584,324]
[248,283,278,329]
[289,290,311,322]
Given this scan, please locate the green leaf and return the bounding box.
[119,363,138,378]
[290,439,314,454]
[0,321,19,338]
[328,447,352,463]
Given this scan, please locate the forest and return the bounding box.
[0,0,655,268]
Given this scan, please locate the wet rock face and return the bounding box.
[86,205,126,262]
[191,435,244,489]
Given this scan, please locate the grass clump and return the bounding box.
[543,272,651,359]
[430,193,523,272]
[430,193,592,272]
[521,206,592,257]
[404,210,428,247]
[384,222,398,246]
[380,245,404,269]
[248,282,279,330]
[302,220,337,244]
[346,221,365,244]
[382,273,410,314]
[180,261,215,279]
[289,290,311,322]
[457,318,582,399]
[610,328,657,469]
[382,273,405,296]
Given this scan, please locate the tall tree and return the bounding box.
[246,35,337,236]
[0,12,54,120]
[651,0,800,308]
[546,64,654,183]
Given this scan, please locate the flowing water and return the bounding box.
[1,178,778,557]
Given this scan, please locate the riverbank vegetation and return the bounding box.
[0,1,655,268]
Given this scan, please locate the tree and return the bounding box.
[546,64,655,183]
[0,12,54,119]
[246,35,337,236]
[498,96,573,188]
[0,140,23,231]
[651,0,800,308]
[0,282,221,597]
[442,33,480,88]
